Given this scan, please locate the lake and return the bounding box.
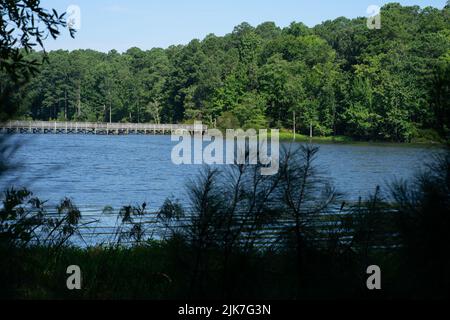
[0,134,436,211]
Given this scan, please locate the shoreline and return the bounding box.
[2,124,446,148]
[272,131,446,148]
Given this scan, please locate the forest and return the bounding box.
[1,3,449,142]
[1,1,450,301]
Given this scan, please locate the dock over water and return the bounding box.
[0,121,208,135]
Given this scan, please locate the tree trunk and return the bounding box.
[64,89,67,120]
[77,82,81,117]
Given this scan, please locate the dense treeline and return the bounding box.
[3,3,450,142]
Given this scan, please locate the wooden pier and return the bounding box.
[0,121,208,135]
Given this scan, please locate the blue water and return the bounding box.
[0,134,435,211]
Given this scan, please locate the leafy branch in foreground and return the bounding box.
[0,0,75,81]
[0,188,82,248]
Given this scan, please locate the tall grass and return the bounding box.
[1,145,449,299]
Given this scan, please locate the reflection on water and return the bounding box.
[0,134,434,210]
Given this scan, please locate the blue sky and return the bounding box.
[42,0,447,52]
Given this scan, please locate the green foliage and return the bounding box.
[4,3,450,142]
[0,0,74,121]
[0,188,81,248]
[231,91,267,129]
[0,0,75,82]
[390,152,450,297]
[216,111,240,131]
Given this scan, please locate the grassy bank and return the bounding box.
[0,241,406,300]
[273,130,446,147]
[276,131,353,143]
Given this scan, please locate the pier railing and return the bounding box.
[0,120,208,135]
